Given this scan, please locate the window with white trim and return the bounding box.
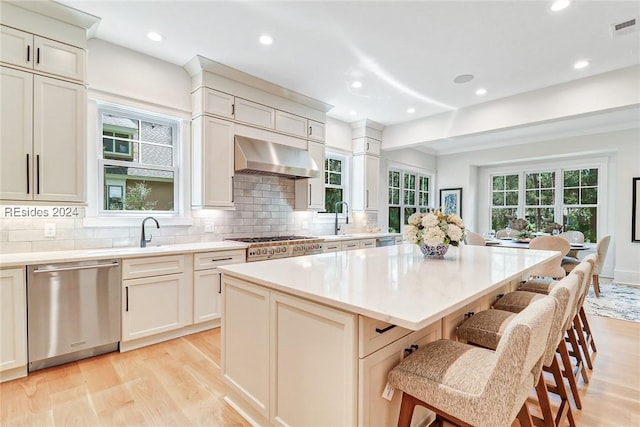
[490,167,599,241]
[324,153,348,213]
[99,106,179,214]
[388,169,431,233]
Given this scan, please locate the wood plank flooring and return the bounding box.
[1,315,638,426]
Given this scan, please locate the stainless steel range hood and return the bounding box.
[234,135,320,179]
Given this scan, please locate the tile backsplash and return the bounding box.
[0,175,378,254]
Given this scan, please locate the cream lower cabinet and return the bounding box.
[0,268,27,382]
[222,275,357,426]
[358,320,441,427]
[193,249,245,323]
[122,255,191,342]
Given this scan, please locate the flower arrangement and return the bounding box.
[403,210,465,247]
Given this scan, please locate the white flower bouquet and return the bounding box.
[403,210,465,247]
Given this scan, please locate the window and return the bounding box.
[388,169,431,233]
[99,107,179,213]
[489,167,599,241]
[324,153,347,213]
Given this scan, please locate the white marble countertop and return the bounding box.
[219,243,560,330]
[319,232,401,241]
[0,241,249,268]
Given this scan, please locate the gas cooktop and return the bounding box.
[227,236,324,261]
[230,235,316,243]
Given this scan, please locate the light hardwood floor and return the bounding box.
[1,315,638,426]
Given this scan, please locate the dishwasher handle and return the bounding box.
[33,261,120,273]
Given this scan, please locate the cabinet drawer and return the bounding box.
[360,239,376,249]
[234,98,275,129]
[323,242,342,253]
[122,255,185,280]
[342,240,361,251]
[194,249,245,270]
[358,316,411,358]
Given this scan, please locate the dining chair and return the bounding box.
[456,274,581,427]
[465,230,487,246]
[560,230,585,260]
[562,235,610,297]
[388,296,557,427]
[528,235,571,279]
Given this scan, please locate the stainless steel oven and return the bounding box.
[227,236,324,262]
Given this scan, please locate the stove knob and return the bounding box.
[269,248,275,255]
[282,246,287,253]
[262,248,268,255]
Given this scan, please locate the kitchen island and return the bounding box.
[218,243,559,427]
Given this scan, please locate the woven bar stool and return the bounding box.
[457,274,581,427]
[388,297,557,427]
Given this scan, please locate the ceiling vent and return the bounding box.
[611,17,638,38]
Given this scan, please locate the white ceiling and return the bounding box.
[57,0,639,137]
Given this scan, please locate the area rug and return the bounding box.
[583,279,640,322]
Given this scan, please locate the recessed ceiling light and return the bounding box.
[349,111,357,116]
[573,60,589,69]
[475,88,487,96]
[407,107,416,114]
[453,74,474,84]
[351,81,363,89]
[259,34,273,45]
[551,0,571,12]
[147,32,163,42]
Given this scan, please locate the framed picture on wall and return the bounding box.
[633,177,640,243]
[439,188,463,218]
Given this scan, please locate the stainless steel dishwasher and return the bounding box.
[27,259,121,371]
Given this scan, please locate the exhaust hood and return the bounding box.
[234,135,320,179]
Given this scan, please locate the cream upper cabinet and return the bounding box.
[308,120,325,142]
[352,154,380,211]
[0,26,86,82]
[353,137,381,156]
[275,110,307,138]
[234,98,275,129]
[0,67,85,203]
[192,87,234,119]
[294,140,325,210]
[0,268,27,382]
[192,116,235,208]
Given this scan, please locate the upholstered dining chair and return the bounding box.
[465,230,486,246]
[528,235,571,279]
[560,230,585,260]
[388,296,557,427]
[562,234,610,297]
[456,273,581,427]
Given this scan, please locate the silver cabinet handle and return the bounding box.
[366,190,369,208]
[308,183,312,205]
[33,262,120,273]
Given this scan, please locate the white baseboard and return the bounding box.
[613,269,640,286]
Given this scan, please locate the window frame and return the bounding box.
[97,104,181,217]
[388,167,433,233]
[485,159,607,241]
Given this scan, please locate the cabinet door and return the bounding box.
[122,272,188,341]
[270,291,357,427]
[308,120,325,142]
[0,26,32,68]
[353,154,380,211]
[222,276,271,419]
[33,36,85,81]
[0,268,27,375]
[33,75,86,202]
[0,67,32,201]
[353,137,381,156]
[275,110,307,138]
[294,140,325,210]
[193,87,234,118]
[193,269,222,323]
[234,98,275,129]
[192,116,234,208]
[358,321,441,427]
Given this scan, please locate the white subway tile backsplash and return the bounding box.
[0,174,377,254]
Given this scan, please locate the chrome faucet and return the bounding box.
[140,216,160,248]
[334,201,349,235]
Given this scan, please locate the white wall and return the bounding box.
[325,117,352,152]
[436,128,640,284]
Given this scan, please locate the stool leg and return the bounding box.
[573,315,593,370]
[547,356,576,427]
[566,326,589,384]
[534,376,556,427]
[397,393,417,427]
[558,339,582,410]
[579,306,597,353]
[517,403,534,427]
